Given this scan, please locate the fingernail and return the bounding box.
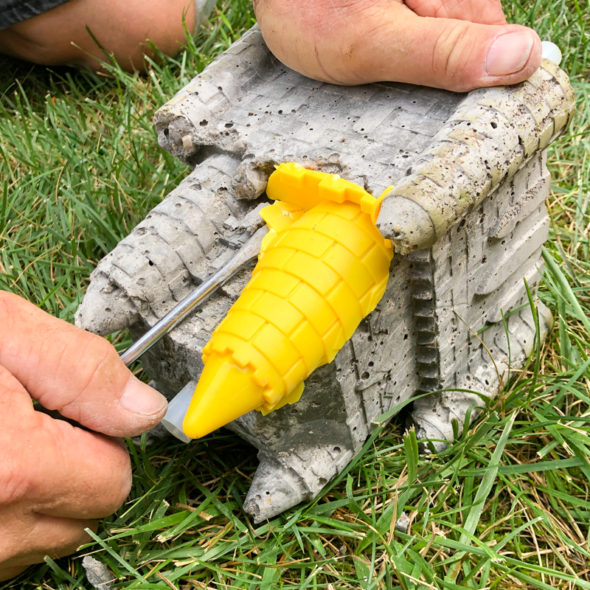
[120,377,168,416]
[486,31,534,76]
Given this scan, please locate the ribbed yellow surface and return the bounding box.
[183,163,393,438]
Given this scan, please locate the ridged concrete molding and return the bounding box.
[76,26,575,522]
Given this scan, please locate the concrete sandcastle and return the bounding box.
[76,27,574,521]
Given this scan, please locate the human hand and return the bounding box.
[0,291,167,581]
[254,0,542,92]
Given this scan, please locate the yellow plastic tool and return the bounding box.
[182,162,394,438]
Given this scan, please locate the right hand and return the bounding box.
[254,0,542,92]
[0,291,168,581]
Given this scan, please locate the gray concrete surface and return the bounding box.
[76,26,574,521]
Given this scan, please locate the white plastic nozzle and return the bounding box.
[161,380,197,443]
[541,41,562,66]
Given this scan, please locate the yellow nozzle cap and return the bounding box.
[182,354,267,439]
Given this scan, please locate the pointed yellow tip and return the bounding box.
[182,355,266,439]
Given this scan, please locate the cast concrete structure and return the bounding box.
[76,27,574,521]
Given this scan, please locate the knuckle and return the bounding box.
[97,444,132,514]
[82,330,119,371]
[0,458,30,506]
[30,424,131,518]
[58,331,120,414]
[73,436,133,517]
[0,366,34,506]
[431,23,475,91]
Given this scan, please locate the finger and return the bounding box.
[405,0,507,25]
[29,414,133,518]
[0,512,96,581]
[0,365,132,519]
[0,291,167,437]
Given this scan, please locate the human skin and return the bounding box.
[0,291,167,580]
[0,0,196,71]
[253,0,542,92]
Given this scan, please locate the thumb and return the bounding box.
[380,18,543,91]
[0,291,167,437]
[336,11,542,91]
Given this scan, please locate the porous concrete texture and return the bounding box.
[76,26,575,521]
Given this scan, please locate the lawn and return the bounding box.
[0,0,588,588]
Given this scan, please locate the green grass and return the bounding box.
[1,1,588,588]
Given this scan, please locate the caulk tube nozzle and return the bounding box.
[541,41,562,65]
[161,381,196,443]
